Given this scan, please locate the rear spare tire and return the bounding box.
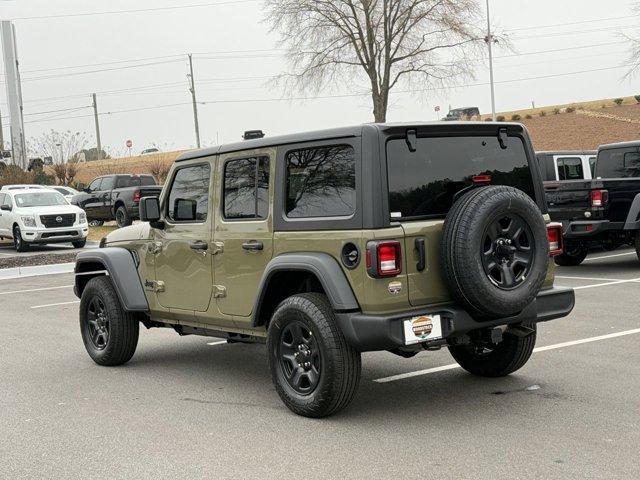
[440,185,548,318]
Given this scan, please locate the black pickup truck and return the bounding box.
[72,174,162,228]
[544,141,640,265]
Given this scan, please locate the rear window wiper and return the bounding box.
[498,128,508,150]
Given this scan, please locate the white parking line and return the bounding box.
[30,300,80,309]
[0,285,74,296]
[373,328,640,383]
[207,340,227,346]
[555,275,623,282]
[573,277,640,290]
[584,251,636,262]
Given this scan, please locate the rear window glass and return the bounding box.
[140,176,156,186]
[596,148,640,178]
[557,157,584,180]
[386,136,535,219]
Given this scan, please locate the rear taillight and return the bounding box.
[133,189,141,202]
[590,189,608,208]
[366,241,402,277]
[547,223,563,257]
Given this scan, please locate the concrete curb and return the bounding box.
[0,262,75,280]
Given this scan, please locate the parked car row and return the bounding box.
[538,141,640,265]
[0,173,159,251]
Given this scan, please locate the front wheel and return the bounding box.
[554,245,588,266]
[449,325,537,377]
[72,239,87,249]
[89,220,104,227]
[80,276,139,366]
[267,293,361,418]
[115,206,132,228]
[13,226,29,252]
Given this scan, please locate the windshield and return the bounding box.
[14,191,68,207]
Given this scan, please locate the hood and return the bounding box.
[16,204,83,215]
[105,222,152,244]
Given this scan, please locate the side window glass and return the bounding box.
[88,178,102,192]
[223,156,270,220]
[167,164,211,222]
[557,157,583,180]
[115,177,130,188]
[101,176,116,190]
[623,152,640,176]
[285,145,355,218]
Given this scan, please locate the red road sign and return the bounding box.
[126,139,133,148]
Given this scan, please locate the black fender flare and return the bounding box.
[252,252,360,327]
[624,193,640,230]
[74,247,149,312]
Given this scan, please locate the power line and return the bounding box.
[514,23,639,40]
[504,14,640,32]
[8,0,260,21]
[20,64,626,125]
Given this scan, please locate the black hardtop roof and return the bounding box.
[176,121,526,162]
[598,140,640,153]
[536,150,597,156]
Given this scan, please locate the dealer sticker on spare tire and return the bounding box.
[403,315,443,345]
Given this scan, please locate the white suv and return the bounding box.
[0,187,89,251]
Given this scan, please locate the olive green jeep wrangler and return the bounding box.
[74,123,575,417]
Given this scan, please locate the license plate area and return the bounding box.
[403,315,443,345]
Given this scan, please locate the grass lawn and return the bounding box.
[88,225,117,242]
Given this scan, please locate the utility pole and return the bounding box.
[485,0,497,122]
[0,109,4,151]
[92,93,102,160]
[187,54,201,148]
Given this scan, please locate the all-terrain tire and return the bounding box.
[440,186,549,318]
[449,325,537,377]
[80,276,139,366]
[72,239,87,249]
[13,225,29,252]
[267,293,361,418]
[115,205,132,228]
[554,245,588,266]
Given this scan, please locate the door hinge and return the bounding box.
[144,280,165,292]
[148,241,163,254]
[213,285,227,298]
[211,241,224,255]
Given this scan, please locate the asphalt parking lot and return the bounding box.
[1,249,639,480]
[0,241,99,259]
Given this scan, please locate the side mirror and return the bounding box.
[140,196,161,223]
[0,204,11,212]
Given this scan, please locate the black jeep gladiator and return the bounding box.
[544,140,640,265]
[72,174,162,228]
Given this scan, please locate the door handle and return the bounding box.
[415,237,426,272]
[242,240,263,251]
[189,240,209,252]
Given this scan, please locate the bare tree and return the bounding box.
[51,162,80,186]
[28,130,89,164]
[265,0,483,122]
[624,2,640,77]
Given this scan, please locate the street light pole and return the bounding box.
[485,0,497,121]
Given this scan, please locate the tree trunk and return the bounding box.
[372,91,388,123]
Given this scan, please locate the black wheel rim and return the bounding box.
[278,321,321,395]
[87,296,110,350]
[481,214,535,290]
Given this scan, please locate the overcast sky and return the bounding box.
[0,0,638,156]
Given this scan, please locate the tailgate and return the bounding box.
[138,186,162,198]
[543,180,592,221]
[400,220,451,307]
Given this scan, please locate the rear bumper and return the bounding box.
[335,287,575,352]
[562,220,625,238]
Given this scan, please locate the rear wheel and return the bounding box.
[554,245,588,266]
[13,226,29,252]
[267,293,361,418]
[449,325,537,377]
[115,205,131,228]
[80,276,139,366]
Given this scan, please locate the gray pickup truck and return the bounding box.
[72,174,162,228]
